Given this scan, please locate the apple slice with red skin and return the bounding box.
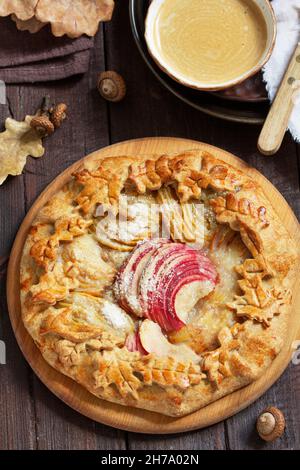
[145,250,203,326]
[149,252,218,331]
[154,249,218,300]
[163,274,216,331]
[125,330,147,355]
[162,257,217,327]
[147,255,200,329]
[124,331,137,352]
[113,239,149,304]
[138,242,185,315]
[115,239,218,334]
[158,254,217,303]
[139,243,197,317]
[138,319,200,363]
[114,239,168,316]
[152,262,210,331]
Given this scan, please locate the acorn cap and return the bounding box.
[30,115,55,136]
[50,103,67,128]
[98,71,126,102]
[256,407,285,442]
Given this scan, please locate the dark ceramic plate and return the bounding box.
[129,0,270,124]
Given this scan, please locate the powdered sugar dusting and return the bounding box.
[101,300,132,330]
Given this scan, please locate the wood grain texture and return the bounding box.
[0,94,37,450]
[1,0,300,449]
[6,136,300,435]
[258,43,300,156]
[128,422,226,450]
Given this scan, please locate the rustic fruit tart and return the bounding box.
[20,150,297,416]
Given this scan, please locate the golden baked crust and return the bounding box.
[20,150,298,417]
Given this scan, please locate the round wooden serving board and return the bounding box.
[7,137,300,434]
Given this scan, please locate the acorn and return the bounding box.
[97,71,126,102]
[256,407,285,442]
[50,103,67,128]
[30,115,55,136]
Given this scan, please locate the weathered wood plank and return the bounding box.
[225,363,300,450]
[32,381,126,450]
[0,92,37,450]
[211,126,300,195]
[128,424,226,450]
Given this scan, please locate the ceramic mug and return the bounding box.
[145,0,276,91]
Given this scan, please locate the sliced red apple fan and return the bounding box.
[114,239,218,354]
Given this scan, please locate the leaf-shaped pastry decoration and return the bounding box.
[135,355,204,389]
[198,155,242,192]
[129,151,242,204]
[227,275,291,327]
[30,263,79,305]
[168,153,202,202]
[0,116,44,185]
[210,193,269,229]
[55,337,122,367]
[129,159,162,194]
[30,217,93,270]
[235,257,275,280]
[93,350,204,399]
[202,325,240,386]
[202,323,280,387]
[74,158,132,216]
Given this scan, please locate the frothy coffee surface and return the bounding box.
[152,0,268,87]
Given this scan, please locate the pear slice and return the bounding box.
[157,187,203,243]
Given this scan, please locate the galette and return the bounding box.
[20,150,297,417]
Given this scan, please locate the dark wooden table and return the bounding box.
[0,2,299,451]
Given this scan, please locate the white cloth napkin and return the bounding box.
[262,0,300,141]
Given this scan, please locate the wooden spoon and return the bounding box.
[258,43,300,156]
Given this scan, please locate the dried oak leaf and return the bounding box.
[0,116,44,185]
[11,14,46,34]
[0,0,38,20]
[35,0,115,38]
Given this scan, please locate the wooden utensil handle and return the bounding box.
[258,43,300,156]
